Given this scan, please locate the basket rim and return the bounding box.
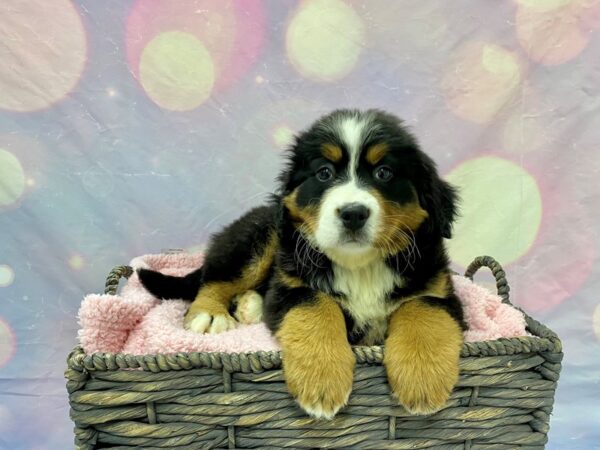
[67,255,562,374]
[67,313,562,374]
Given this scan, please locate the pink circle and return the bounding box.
[0,318,17,368]
[0,0,88,112]
[126,0,265,93]
[508,180,595,313]
[441,41,524,124]
[516,2,591,65]
[578,0,600,29]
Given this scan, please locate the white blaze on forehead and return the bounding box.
[338,115,369,179]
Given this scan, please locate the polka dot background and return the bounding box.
[0,1,599,448]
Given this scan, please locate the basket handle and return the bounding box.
[464,256,511,304]
[104,265,134,295]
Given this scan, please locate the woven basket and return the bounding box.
[66,256,562,449]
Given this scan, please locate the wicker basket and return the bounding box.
[66,256,562,449]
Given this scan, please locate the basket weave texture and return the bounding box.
[66,256,562,449]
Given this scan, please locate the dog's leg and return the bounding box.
[276,292,355,420]
[184,206,278,334]
[384,298,463,415]
[185,282,240,333]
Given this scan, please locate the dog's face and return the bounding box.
[280,109,457,268]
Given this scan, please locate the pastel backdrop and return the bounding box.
[0,1,599,448]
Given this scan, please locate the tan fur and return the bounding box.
[384,299,463,414]
[371,190,429,256]
[321,143,343,162]
[184,232,278,332]
[277,293,355,419]
[423,271,450,298]
[365,143,388,165]
[283,188,319,235]
[276,269,305,289]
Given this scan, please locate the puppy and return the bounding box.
[138,109,465,419]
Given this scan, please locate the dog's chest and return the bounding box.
[332,260,402,345]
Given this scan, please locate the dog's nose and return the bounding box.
[338,203,371,231]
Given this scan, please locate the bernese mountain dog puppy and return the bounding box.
[138,109,465,419]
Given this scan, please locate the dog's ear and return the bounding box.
[416,156,459,239]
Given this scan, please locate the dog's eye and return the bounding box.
[374,165,393,182]
[316,165,335,182]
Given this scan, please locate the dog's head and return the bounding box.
[278,109,457,268]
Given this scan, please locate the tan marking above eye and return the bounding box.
[366,143,389,165]
[321,143,343,162]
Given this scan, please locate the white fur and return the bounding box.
[187,312,237,334]
[333,259,403,345]
[300,392,350,420]
[234,291,264,324]
[339,116,366,179]
[129,256,150,270]
[187,312,212,333]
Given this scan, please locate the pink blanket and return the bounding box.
[78,253,529,355]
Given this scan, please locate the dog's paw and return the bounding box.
[283,348,354,420]
[234,290,263,325]
[385,354,459,415]
[184,311,237,334]
[384,299,463,415]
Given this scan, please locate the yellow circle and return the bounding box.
[69,254,85,271]
[0,265,14,287]
[287,0,365,82]
[517,0,571,11]
[0,149,26,207]
[593,304,600,341]
[0,0,86,111]
[140,31,215,111]
[446,156,542,267]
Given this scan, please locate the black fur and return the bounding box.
[137,267,204,301]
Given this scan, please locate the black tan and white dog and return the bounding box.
[138,109,465,419]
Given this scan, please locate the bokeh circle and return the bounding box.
[139,31,215,111]
[0,149,26,208]
[516,1,591,65]
[441,42,522,124]
[126,0,265,108]
[69,254,85,271]
[0,318,16,368]
[446,156,542,267]
[0,265,15,287]
[286,0,365,82]
[0,0,87,112]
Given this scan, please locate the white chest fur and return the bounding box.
[332,259,403,345]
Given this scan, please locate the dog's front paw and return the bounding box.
[384,299,463,415]
[283,348,354,419]
[385,355,458,415]
[184,310,237,334]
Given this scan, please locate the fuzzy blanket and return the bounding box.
[78,253,529,355]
